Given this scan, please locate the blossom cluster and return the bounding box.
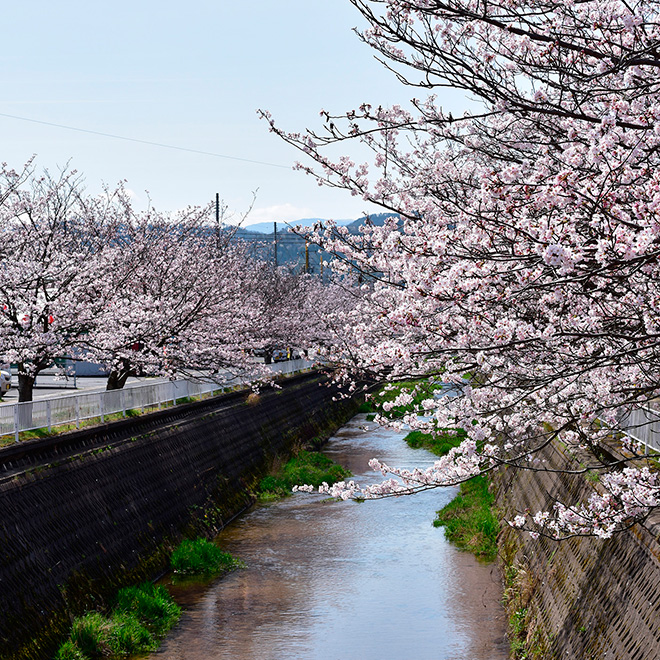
[269,0,660,537]
[0,165,338,401]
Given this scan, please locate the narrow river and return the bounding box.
[153,414,508,660]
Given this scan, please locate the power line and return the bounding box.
[0,112,291,169]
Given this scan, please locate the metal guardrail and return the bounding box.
[0,359,313,442]
[617,405,660,454]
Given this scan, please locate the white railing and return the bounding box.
[617,405,660,454]
[0,359,313,442]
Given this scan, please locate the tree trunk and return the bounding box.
[17,373,35,403]
[17,372,35,431]
[106,368,131,391]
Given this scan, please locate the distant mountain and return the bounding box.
[239,213,400,235]
[228,212,401,272]
[345,212,401,232]
[239,218,353,234]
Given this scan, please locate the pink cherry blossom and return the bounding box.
[268,0,660,538]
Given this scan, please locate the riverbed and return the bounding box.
[152,414,508,660]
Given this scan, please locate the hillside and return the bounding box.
[231,212,400,271]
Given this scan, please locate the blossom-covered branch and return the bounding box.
[268,0,660,537]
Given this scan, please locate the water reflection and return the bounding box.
[153,415,507,660]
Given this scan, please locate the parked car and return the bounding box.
[272,348,288,362]
[0,365,11,396]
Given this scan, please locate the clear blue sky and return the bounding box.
[0,1,466,225]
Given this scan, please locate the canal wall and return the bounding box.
[0,373,358,660]
[495,442,660,659]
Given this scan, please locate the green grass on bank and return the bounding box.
[170,538,245,576]
[404,427,499,562]
[55,537,245,659]
[55,583,180,660]
[373,380,498,564]
[433,474,499,562]
[404,428,466,456]
[258,450,351,499]
[359,378,443,418]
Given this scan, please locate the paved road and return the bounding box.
[0,373,166,404]
[0,358,311,405]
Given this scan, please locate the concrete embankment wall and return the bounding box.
[0,373,357,660]
[495,442,660,660]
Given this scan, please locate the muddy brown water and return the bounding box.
[152,414,508,660]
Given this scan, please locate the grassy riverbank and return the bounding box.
[404,428,466,455]
[55,583,180,660]
[400,423,499,563]
[433,474,499,562]
[55,538,244,659]
[171,538,245,576]
[362,379,500,564]
[359,379,443,418]
[258,449,351,499]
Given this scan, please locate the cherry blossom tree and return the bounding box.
[0,165,292,402]
[245,265,359,365]
[264,0,660,538]
[80,202,269,390]
[0,165,111,402]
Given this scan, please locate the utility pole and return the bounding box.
[215,193,220,249]
[273,221,278,268]
[305,241,309,274]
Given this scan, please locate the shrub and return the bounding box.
[258,474,288,497]
[69,613,116,659]
[369,379,443,418]
[357,400,375,413]
[109,613,154,653]
[54,640,85,660]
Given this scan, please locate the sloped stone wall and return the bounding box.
[0,374,357,660]
[495,442,660,659]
